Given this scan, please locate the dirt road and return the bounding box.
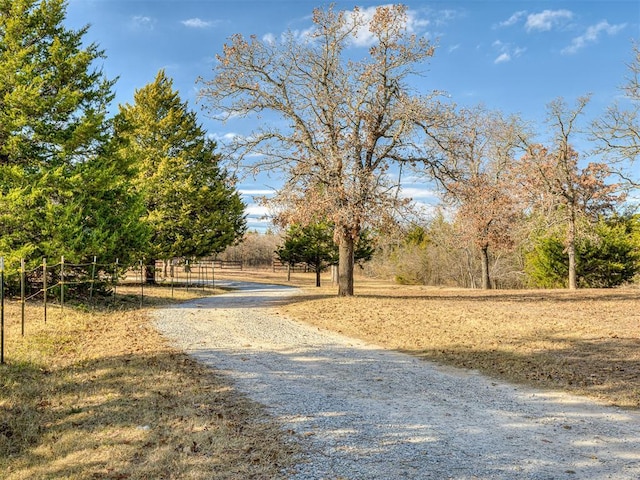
[153,282,640,479]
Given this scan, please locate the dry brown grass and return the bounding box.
[0,285,298,480]
[266,274,640,409]
[5,268,637,478]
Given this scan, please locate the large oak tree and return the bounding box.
[199,4,445,296]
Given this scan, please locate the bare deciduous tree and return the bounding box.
[429,105,526,289]
[198,4,445,296]
[520,97,622,290]
[591,43,640,187]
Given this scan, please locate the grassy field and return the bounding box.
[0,285,297,480]
[2,270,639,479]
[267,273,640,409]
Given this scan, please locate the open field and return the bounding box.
[0,285,297,480]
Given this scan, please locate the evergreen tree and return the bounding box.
[59,147,149,268]
[276,221,373,287]
[116,70,246,282]
[0,0,137,283]
[0,0,114,168]
[525,216,639,288]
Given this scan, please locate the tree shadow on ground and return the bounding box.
[188,343,640,479]
[0,350,296,479]
[359,289,639,304]
[403,332,640,409]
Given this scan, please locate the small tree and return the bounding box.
[276,223,336,286]
[429,106,526,289]
[519,97,622,289]
[276,222,374,287]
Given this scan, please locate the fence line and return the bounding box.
[0,256,239,365]
[0,254,316,365]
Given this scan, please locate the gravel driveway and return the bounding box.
[153,282,640,479]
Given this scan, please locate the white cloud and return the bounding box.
[433,9,457,27]
[494,52,511,64]
[348,6,381,47]
[262,33,276,44]
[400,186,438,199]
[181,18,213,28]
[498,10,527,28]
[239,188,275,196]
[130,15,155,31]
[562,20,627,54]
[245,204,271,217]
[208,132,240,143]
[492,40,526,64]
[525,9,573,32]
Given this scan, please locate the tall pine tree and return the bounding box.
[0,0,142,280]
[0,0,114,168]
[116,70,246,282]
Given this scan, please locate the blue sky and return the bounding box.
[65,0,639,231]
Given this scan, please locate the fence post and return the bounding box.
[186,259,190,292]
[170,259,174,298]
[113,258,118,300]
[89,255,97,301]
[60,255,65,311]
[43,258,47,323]
[139,259,144,308]
[21,258,25,336]
[1,257,5,365]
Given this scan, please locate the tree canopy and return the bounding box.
[116,70,246,279]
[199,4,446,296]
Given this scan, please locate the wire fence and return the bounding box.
[0,256,244,364]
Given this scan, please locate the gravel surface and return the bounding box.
[153,281,640,479]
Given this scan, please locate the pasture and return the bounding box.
[1,270,638,479]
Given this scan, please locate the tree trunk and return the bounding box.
[145,259,156,285]
[337,233,355,296]
[315,267,321,287]
[465,249,476,289]
[567,210,577,290]
[480,245,491,290]
[163,259,169,279]
[568,244,577,289]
